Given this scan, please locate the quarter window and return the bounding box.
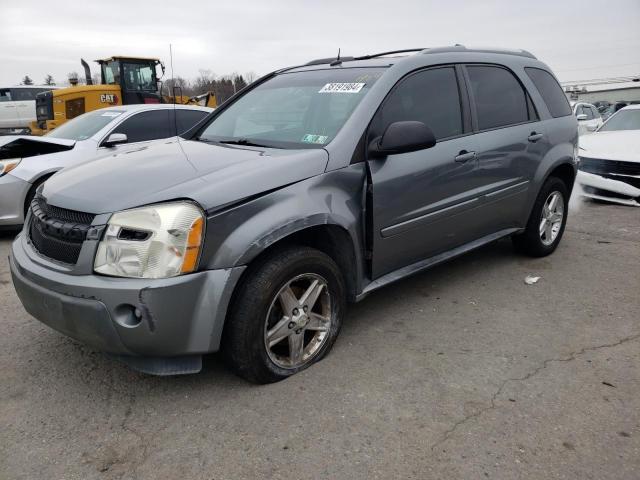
[372,67,463,141]
[525,67,572,118]
[0,89,11,102]
[466,65,531,130]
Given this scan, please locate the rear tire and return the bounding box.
[512,176,569,257]
[222,246,346,384]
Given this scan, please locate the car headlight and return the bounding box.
[94,202,205,279]
[0,158,21,177]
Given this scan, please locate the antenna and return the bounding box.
[169,43,179,139]
[330,48,342,66]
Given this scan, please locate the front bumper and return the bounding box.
[0,173,30,227]
[577,170,640,207]
[10,232,245,363]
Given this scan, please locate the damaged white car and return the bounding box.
[0,104,212,229]
[577,105,640,206]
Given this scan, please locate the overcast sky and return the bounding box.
[1,0,639,86]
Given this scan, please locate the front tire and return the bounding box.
[222,246,346,384]
[512,176,569,257]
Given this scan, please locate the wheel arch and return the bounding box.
[233,220,361,303]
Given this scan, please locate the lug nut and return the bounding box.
[288,322,295,329]
[303,305,308,313]
[292,308,299,316]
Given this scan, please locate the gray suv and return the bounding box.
[9,46,578,383]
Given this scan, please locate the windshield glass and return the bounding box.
[198,68,385,149]
[46,109,124,141]
[599,109,640,132]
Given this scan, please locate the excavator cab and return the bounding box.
[97,57,165,105]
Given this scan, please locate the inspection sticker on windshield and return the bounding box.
[319,82,365,93]
[302,134,328,144]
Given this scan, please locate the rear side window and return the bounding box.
[372,67,463,140]
[0,89,11,102]
[525,67,572,118]
[111,110,173,143]
[466,65,531,130]
[175,110,208,135]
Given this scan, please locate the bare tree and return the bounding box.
[245,71,258,84]
[44,74,55,86]
[21,75,34,85]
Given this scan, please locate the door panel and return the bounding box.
[463,121,549,233]
[370,137,487,277]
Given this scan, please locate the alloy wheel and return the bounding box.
[263,273,333,369]
[539,191,564,246]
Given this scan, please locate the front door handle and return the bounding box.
[528,132,544,142]
[454,150,476,163]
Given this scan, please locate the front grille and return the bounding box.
[28,195,95,265]
[579,157,640,176]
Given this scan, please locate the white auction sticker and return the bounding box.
[100,112,122,117]
[319,82,365,93]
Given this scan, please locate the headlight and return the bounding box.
[0,158,21,176]
[94,202,205,279]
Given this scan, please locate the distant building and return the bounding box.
[564,82,640,105]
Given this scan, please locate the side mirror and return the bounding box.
[576,114,588,121]
[102,133,128,148]
[369,121,436,158]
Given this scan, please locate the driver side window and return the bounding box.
[370,67,463,141]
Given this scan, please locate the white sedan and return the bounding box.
[0,104,212,228]
[577,105,640,207]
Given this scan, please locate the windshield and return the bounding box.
[198,68,385,149]
[599,109,640,132]
[46,109,124,141]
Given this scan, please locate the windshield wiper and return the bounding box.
[218,138,272,148]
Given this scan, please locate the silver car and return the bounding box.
[0,104,212,229]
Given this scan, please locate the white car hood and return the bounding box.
[579,130,640,163]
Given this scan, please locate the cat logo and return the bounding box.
[100,94,117,104]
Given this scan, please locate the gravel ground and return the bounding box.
[1,196,639,480]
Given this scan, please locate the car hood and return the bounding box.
[42,139,329,214]
[0,135,76,160]
[579,130,640,163]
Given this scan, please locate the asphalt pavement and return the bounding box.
[1,196,639,480]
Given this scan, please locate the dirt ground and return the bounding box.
[1,196,639,480]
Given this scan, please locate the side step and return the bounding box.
[357,227,520,300]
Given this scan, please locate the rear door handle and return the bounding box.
[528,132,544,142]
[455,150,476,163]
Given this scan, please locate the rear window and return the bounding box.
[525,68,572,118]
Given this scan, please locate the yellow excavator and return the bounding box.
[31,56,217,135]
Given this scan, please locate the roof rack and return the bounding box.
[353,48,427,60]
[304,48,426,66]
[302,45,536,68]
[424,45,537,59]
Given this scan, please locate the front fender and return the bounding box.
[199,164,367,278]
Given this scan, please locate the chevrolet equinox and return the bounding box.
[10,46,578,383]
